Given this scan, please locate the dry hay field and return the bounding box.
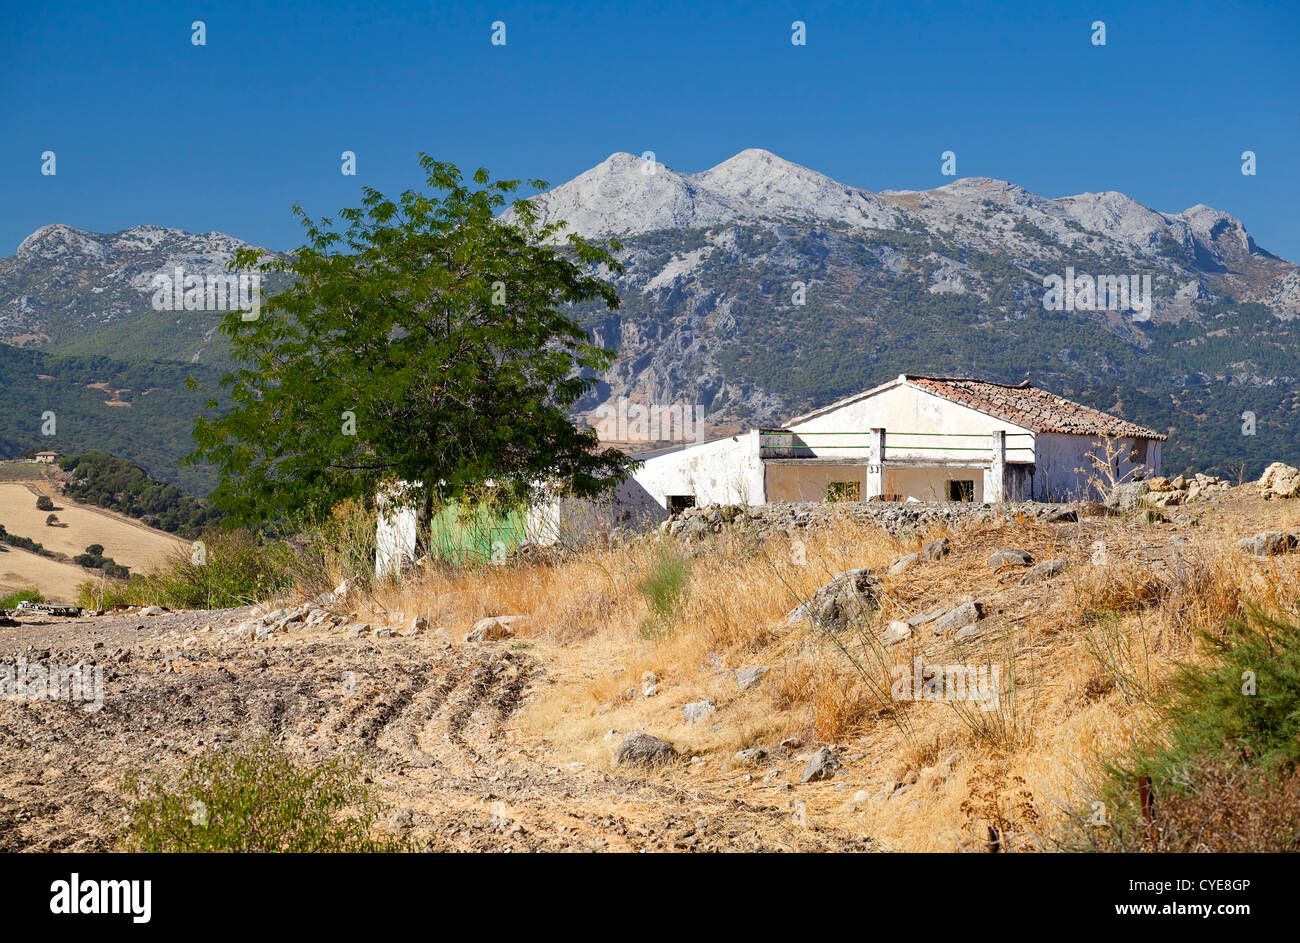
[0,469,185,602]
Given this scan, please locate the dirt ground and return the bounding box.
[0,606,872,853]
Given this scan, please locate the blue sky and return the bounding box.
[3,0,1297,259]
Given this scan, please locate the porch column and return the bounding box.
[866,427,885,500]
[987,430,1007,502]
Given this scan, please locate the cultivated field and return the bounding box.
[0,472,186,602]
[2,480,1296,851]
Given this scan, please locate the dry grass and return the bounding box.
[331,485,1300,851]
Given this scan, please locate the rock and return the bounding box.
[737,665,770,691]
[987,549,1033,569]
[350,624,372,637]
[375,626,396,638]
[1106,481,1149,511]
[139,606,165,617]
[682,700,715,724]
[1237,531,1299,556]
[1020,558,1068,584]
[787,567,881,631]
[921,537,951,561]
[735,748,767,764]
[1145,476,1172,493]
[465,616,518,643]
[931,601,983,636]
[1040,506,1077,523]
[614,732,677,767]
[954,621,992,642]
[800,747,841,783]
[1145,489,1185,508]
[387,810,413,832]
[1259,463,1300,499]
[333,578,359,601]
[882,620,912,645]
[907,607,947,627]
[887,553,919,575]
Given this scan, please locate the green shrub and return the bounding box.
[636,543,692,639]
[122,739,407,852]
[0,587,44,609]
[1071,607,1300,851]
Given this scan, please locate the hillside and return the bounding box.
[0,344,224,494]
[0,462,186,602]
[2,152,1298,488]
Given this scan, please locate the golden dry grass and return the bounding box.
[349,485,1300,851]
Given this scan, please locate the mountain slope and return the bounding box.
[2,150,1297,487]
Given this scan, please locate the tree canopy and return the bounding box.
[188,155,633,525]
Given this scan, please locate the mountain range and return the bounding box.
[2,149,1298,493]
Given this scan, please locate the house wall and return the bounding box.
[766,464,867,502]
[789,382,1036,463]
[623,431,766,508]
[1030,433,1161,501]
[885,466,985,503]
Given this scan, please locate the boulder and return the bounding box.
[931,601,983,636]
[737,665,771,691]
[882,620,912,645]
[682,700,715,724]
[800,747,841,783]
[614,732,677,767]
[887,553,919,575]
[787,568,881,631]
[1106,481,1149,511]
[1259,463,1300,500]
[139,606,165,617]
[465,615,522,643]
[987,549,1033,569]
[921,537,951,562]
[735,748,767,765]
[1020,558,1068,584]
[1236,531,1299,556]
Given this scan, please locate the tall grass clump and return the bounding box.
[636,542,692,639]
[122,739,407,852]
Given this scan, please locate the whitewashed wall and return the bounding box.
[788,380,1036,463]
[1031,434,1161,501]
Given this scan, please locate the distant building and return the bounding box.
[374,374,1167,576]
[607,374,1165,512]
[35,451,58,464]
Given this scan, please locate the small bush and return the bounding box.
[1071,606,1300,851]
[635,543,691,639]
[85,544,104,556]
[0,587,43,609]
[35,495,54,511]
[122,739,408,852]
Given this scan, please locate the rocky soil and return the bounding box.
[0,603,870,853]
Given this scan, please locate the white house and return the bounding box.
[376,374,1165,575]
[593,374,1164,521]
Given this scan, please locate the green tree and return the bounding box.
[188,155,633,531]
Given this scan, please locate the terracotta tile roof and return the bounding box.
[904,375,1166,440]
